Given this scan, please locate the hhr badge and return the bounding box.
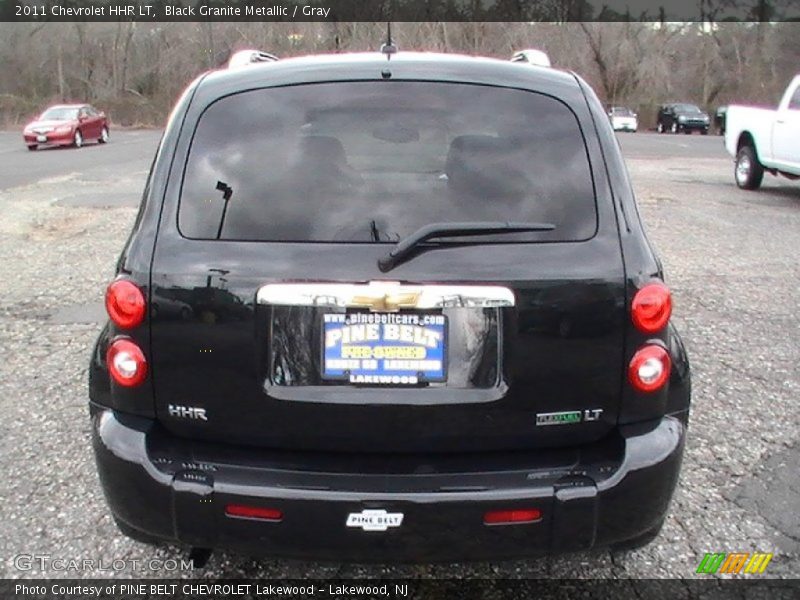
[168,404,208,421]
[346,509,404,532]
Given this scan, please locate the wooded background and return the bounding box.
[1,21,798,128]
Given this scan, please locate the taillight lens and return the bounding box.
[628,345,671,393]
[107,339,148,387]
[225,504,283,521]
[105,280,145,329]
[484,508,542,525]
[631,283,671,333]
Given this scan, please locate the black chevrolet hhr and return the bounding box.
[89,49,690,562]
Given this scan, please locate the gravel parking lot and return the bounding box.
[0,130,798,580]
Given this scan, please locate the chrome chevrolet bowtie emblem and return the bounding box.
[350,290,421,312]
[257,282,515,309]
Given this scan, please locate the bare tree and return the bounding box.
[1,21,798,128]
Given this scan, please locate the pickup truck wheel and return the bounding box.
[657,122,664,134]
[670,122,678,134]
[735,145,764,190]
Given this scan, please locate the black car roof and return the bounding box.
[192,52,584,106]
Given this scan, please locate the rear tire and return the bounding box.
[73,130,83,148]
[27,144,37,151]
[611,519,664,552]
[735,145,764,190]
[657,122,664,134]
[113,515,161,546]
[670,122,678,134]
[99,126,109,144]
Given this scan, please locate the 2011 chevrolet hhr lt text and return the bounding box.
[89,50,691,562]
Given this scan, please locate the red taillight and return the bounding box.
[483,508,542,525]
[105,280,146,329]
[225,504,283,521]
[107,339,148,387]
[631,283,671,333]
[628,345,671,393]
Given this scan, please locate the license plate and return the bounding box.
[322,312,447,384]
[36,135,46,142]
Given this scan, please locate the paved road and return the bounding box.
[0,130,161,192]
[0,130,798,580]
[617,129,730,159]
[0,130,729,192]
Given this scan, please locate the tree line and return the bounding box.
[0,21,798,128]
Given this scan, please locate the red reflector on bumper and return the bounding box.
[225,504,283,521]
[483,508,542,525]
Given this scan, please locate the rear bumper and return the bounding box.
[23,132,73,146]
[612,120,638,131]
[677,122,709,131]
[91,406,687,562]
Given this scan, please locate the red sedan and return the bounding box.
[23,104,109,151]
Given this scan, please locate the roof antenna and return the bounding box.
[380,22,397,59]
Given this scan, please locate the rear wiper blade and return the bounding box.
[377,221,555,273]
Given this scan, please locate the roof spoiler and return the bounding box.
[227,49,279,69]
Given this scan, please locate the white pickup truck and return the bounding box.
[725,74,800,190]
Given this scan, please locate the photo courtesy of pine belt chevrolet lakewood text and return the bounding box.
[89,44,691,563]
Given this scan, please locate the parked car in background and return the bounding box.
[725,74,800,190]
[22,104,109,150]
[608,106,638,132]
[714,106,727,136]
[656,103,710,135]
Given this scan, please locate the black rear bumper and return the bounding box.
[678,122,709,131]
[91,406,686,562]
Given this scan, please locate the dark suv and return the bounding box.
[657,103,711,134]
[90,51,691,562]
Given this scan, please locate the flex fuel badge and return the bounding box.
[536,409,603,426]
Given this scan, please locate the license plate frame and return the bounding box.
[321,312,448,385]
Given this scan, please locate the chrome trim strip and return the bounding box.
[257,282,515,310]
